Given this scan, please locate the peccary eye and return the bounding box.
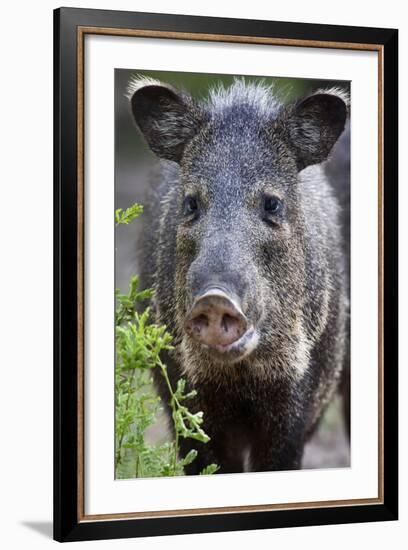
[183,196,199,218]
[264,196,283,215]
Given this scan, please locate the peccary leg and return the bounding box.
[179,411,253,475]
[249,422,306,472]
[242,379,308,472]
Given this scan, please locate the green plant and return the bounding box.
[115,203,144,225]
[115,205,218,478]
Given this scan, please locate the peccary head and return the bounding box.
[129,78,348,373]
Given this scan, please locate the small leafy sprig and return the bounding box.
[115,275,154,326]
[115,203,144,225]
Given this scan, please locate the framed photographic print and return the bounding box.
[54,7,398,542]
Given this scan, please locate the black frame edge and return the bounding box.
[54,7,63,542]
[382,27,398,521]
[61,504,397,543]
[54,7,80,542]
[57,6,397,43]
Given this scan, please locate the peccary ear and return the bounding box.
[282,89,349,171]
[128,78,204,163]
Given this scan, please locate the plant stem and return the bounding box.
[115,368,136,470]
[173,426,179,475]
[157,358,180,474]
[135,453,139,478]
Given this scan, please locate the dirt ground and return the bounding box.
[302,396,350,469]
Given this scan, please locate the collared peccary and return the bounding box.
[128,77,350,474]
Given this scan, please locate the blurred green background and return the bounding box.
[115,69,350,470]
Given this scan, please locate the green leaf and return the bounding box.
[200,464,219,475]
[181,449,198,467]
[115,203,143,225]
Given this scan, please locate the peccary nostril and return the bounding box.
[184,289,248,348]
[188,314,209,337]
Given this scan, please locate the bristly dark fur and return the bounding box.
[129,77,350,474]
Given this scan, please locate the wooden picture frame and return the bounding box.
[54,7,398,542]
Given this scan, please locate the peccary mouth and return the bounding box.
[211,326,260,361]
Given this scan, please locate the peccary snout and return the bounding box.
[185,289,248,349]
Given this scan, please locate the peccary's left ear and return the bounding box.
[282,89,349,171]
[128,77,205,163]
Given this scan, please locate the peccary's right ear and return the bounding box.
[281,88,349,171]
[128,78,204,163]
